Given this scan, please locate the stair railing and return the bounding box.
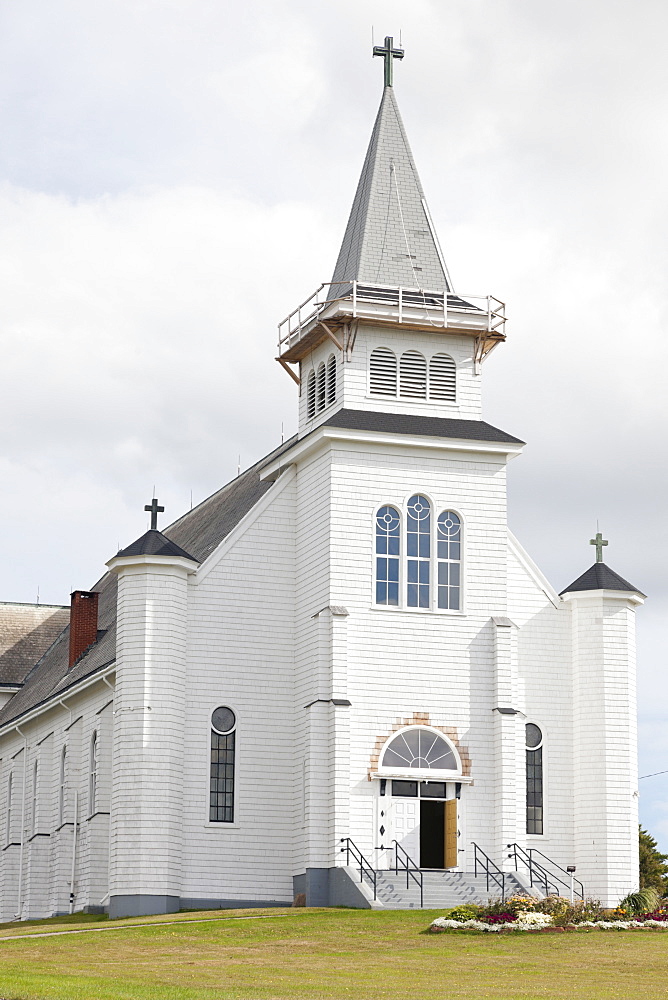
[506,843,584,900]
[472,843,506,902]
[392,840,423,909]
[339,838,377,900]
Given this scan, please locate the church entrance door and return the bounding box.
[419,798,457,869]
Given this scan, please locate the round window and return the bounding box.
[525,723,542,749]
[211,707,236,734]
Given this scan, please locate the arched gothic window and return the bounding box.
[89,731,98,816]
[526,724,543,835]
[407,495,431,608]
[437,511,461,610]
[210,707,236,823]
[306,370,316,419]
[381,728,458,771]
[59,746,67,827]
[399,351,427,399]
[429,354,456,401]
[375,506,400,606]
[370,347,397,396]
[326,354,337,406]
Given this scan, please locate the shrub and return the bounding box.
[532,895,605,926]
[440,904,482,922]
[618,887,661,916]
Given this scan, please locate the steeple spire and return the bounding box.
[331,42,451,293]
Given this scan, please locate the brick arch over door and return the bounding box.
[367,712,471,780]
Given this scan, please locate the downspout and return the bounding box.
[15,725,28,921]
[69,790,78,914]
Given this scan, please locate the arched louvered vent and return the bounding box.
[370,347,397,396]
[326,354,336,406]
[316,362,326,411]
[306,370,316,418]
[399,351,427,399]
[429,354,456,402]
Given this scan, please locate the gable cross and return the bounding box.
[145,497,164,531]
[373,35,404,88]
[590,531,608,563]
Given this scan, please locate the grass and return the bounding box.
[0,907,665,999]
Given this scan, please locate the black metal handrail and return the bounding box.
[506,843,584,900]
[392,840,423,908]
[472,843,506,901]
[340,838,377,900]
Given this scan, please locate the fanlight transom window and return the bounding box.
[381,728,458,771]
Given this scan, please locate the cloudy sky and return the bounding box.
[1,0,667,847]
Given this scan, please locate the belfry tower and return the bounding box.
[276,36,506,436]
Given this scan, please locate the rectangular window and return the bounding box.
[526,748,543,834]
[210,731,235,822]
[391,780,418,797]
[420,781,447,798]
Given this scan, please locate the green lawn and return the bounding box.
[0,907,665,999]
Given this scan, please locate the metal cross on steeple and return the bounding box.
[145,497,164,530]
[373,35,404,87]
[590,531,608,563]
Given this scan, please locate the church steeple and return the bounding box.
[331,63,451,292]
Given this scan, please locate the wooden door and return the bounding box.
[444,798,458,868]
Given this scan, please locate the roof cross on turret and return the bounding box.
[373,35,404,87]
[590,531,608,563]
[145,497,164,530]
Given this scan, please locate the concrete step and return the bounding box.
[373,870,529,910]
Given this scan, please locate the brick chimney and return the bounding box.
[68,590,99,668]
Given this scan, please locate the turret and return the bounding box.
[560,534,645,906]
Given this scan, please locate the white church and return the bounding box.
[0,40,643,919]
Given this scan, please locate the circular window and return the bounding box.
[525,723,542,749]
[211,707,236,734]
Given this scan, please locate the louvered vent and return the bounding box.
[429,354,456,402]
[316,362,326,411]
[326,354,337,405]
[370,347,397,396]
[399,351,427,399]
[306,370,316,418]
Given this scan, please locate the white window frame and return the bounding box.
[367,346,458,406]
[371,496,465,615]
[376,725,464,781]
[31,760,38,836]
[6,772,12,845]
[204,703,239,829]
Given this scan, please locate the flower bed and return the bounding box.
[428,891,668,934]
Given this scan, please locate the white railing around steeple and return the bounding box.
[277,280,506,357]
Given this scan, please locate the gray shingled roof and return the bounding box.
[0,604,70,686]
[0,436,296,727]
[321,408,524,445]
[116,529,198,561]
[559,562,644,597]
[331,86,451,293]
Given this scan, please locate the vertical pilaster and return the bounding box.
[492,617,523,865]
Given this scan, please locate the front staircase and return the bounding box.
[338,838,569,910]
[374,869,529,909]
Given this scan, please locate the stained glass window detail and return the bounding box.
[381,729,457,770]
[375,506,400,605]
[437,510,461,610]
[407,495,430,608]
[210,707,236,823]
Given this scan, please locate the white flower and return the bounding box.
[515,911,552,928]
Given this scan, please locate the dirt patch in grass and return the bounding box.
[0,907,665,999]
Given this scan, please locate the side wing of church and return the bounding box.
[0,42,643,919]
